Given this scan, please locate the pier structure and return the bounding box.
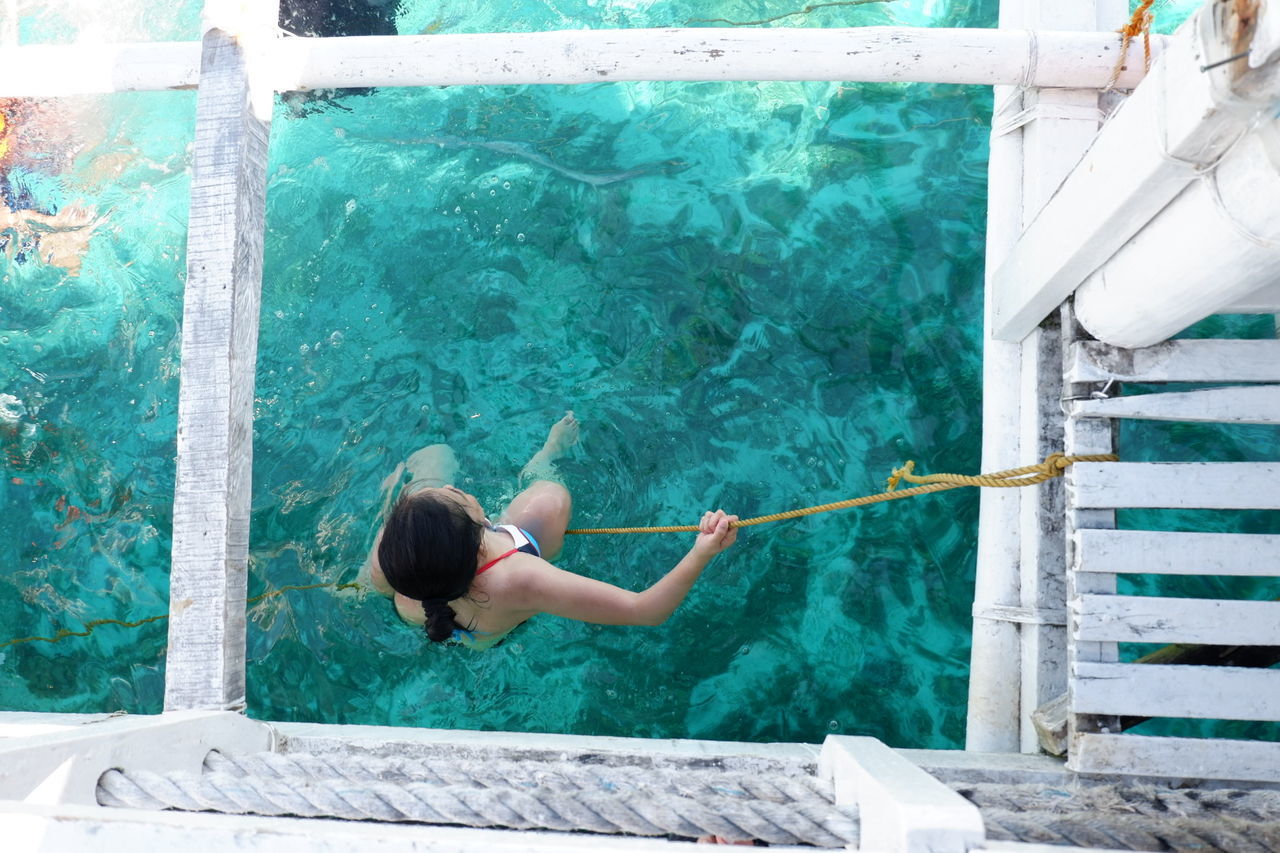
[2,0,1279,849]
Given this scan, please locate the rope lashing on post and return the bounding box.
[97,750,860,847]
[1105,0,1156,91]
[565,453,1119,535]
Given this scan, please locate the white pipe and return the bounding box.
[0,28,1165,97]
[1075,118,1280,347]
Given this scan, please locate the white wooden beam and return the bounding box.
[1066,339,1280,383]
[1073,662,1280,720]
[1071,385,1280,424]
[164,22,273,713]
[819,736,985,853]
[1074,529,1280,576]
[1071,733,1280,782]
[0,28,1166,97]
[990,2,1280,342]
[0,711,272,805]
[1073,594,1280,645]
[1070,461,1280,510]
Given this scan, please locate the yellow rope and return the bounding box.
[0,582,361,651]
[565,453,1119,534]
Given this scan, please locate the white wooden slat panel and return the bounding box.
[1073,662,1280,720]
[1070,462,1280,510]
[1066,340,1280,383]
[1072,385,1280,424]
[1073,595,1280,645]
[1071,733,1280,782]
[1074,529,1280,576]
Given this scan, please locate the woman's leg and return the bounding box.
[499,412,578,560]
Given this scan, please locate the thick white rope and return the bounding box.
[97,752,860,847]
[203,750,831,804]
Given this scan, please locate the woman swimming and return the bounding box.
[366,412,738,649]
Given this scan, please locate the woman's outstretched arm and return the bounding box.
[507,510,738,626]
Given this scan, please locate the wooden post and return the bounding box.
[968,0,1121,753]
[163,16,274,712]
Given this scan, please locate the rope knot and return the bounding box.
[886,460,915,492]
[1042,452,1069,476]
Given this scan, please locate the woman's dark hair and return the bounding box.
[377,490,484,642]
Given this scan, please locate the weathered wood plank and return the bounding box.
[1066,340,1280,383]
[1073,595,1280,646]
[1070,462,1280,510]
[164,26,272,713]
[1074,529,1280,576]
[1072,733,1280,782]
[1063,303,1120,748]
[1073,662,1280,721]
[1072,385,1280,424]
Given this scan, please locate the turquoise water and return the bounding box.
[1,0,1242,750]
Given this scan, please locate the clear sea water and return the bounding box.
[3,0,1267,750]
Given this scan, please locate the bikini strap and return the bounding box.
[476,548,519,575]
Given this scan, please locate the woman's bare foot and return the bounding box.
[520,411,579,482]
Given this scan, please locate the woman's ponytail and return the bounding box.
[422,597,460,643]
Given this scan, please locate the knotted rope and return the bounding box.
[97,751,859,847]
[1105,0,1156,91]
[566,453,1118,535]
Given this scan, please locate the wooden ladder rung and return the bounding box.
[1067,339,1280,384]
[1073,529,1280,576]
[1071,385,1280,424]
[1071,733,1280,782]
[1069,462,1280,510]
[1072,594,1280,646]
[1073,662,1280,721]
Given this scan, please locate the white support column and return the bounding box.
[164,3,278,712]
[969,0,1121,754]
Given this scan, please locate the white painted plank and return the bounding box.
[0,28,1165,97]
[1072,385,1280,424]
[1074,529,1280,576]
[1071,733,1280,781]
[164,24,272,713]
[990,3,1275,342]
[1066,339,1280,383]
[1070,462,1280,510]
[1073,595,1280,645]
[1073,662,1280,721]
